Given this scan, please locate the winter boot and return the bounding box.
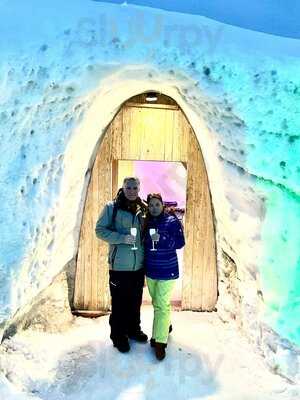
[155,342,167,361]
[113,337,130,353]
[128,330,148,343]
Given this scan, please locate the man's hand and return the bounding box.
[123,234,136,245]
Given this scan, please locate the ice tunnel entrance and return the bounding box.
[73,92,218,316]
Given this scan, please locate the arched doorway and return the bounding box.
[73,93,217,316]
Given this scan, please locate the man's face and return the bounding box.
[123,179,140,201]
[148,198,163,217]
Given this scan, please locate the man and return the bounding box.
[95,177,148,352]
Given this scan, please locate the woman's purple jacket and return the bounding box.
[144,212,185,280]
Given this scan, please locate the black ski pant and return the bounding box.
[109,267,145,342]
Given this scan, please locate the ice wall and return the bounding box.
[0,0,299,377]
[97,0,300,39]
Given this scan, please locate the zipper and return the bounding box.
[133,250,136,271]
[132,213,137,271]
[111,246,117,270]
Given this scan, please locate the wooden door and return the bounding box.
[73,96,217,315]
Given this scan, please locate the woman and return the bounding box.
[95,177,148,353]
[144,193,185,360]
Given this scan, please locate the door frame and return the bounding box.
[73,94,218,316]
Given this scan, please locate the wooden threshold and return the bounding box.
[72,309,109,318]
[73,301,182,318]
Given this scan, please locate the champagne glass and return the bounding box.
[149,228,157,252]
[130,227,138,250]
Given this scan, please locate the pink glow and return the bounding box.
[133,161,187,207]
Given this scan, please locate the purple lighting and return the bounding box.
[133,161,187,208]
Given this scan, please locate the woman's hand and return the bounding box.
[123,234,136,245]
[151,233,160,242]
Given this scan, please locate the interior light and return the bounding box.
[145,92,158,102]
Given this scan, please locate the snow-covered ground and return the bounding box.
[0,307,299,400]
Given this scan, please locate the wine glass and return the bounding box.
[149,228,157,252]
[130,227,138,250]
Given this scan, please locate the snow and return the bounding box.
[0,306,298,400]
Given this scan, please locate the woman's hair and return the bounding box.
[144,193,163,229]
[146,193,178,217]
[145,192,182,233]
[146,192,163,205]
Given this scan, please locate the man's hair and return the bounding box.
[122,176,140,187]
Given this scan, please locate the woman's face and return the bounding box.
[123,179,140,201]
[148,198,164,217]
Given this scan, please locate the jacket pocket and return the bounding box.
[113,244,135,269]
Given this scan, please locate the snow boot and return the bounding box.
[128,330,148,343]
[155,342,167,361]
[113,337,130,353]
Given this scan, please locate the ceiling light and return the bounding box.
[145,92,158,102]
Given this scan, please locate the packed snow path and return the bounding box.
[0,307,299,400]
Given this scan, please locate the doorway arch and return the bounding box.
[73,92,217,316]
